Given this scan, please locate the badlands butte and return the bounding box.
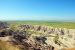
[0,21,75,50]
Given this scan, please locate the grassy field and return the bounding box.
[6,21,75,29]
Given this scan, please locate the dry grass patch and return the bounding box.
[0,41,21,50]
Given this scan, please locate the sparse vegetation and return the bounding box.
[0,21,75,50]
[0,41,21,50]
[7,21,75,29]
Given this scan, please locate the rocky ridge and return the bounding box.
[0,22,75,50]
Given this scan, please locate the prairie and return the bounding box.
[7,21,75,29]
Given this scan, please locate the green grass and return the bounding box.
[7,21,75,29]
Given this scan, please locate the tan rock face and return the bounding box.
[0,24,75,50]
[0,36,12,41]
[16,24,75,50]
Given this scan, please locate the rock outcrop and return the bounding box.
[0,23,75,50]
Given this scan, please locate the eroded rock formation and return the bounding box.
[0,22,75,50]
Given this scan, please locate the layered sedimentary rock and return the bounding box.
[17,24,75,50]
[0,23,75,50]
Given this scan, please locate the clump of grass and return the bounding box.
[0,41,21,50]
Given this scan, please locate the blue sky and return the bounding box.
[0,0,75,21]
